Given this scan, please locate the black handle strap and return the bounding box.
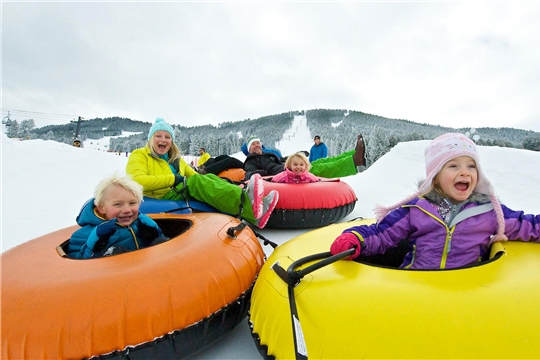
[271,248,355,359]
[226,222,247,238]
[234,188,245,220]
[169,176,190,206]
[162,206,191,214]
[251,228,278,249]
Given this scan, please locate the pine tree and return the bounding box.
[369,126,391,164]
[19,119,36,139]
[523,135,540,151]
[6,120,20,138]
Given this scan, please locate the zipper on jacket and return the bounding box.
[118,224,140,250]
[439,227,456,269]
[403,244,416,269]
[404,204,455,269]
[128,227,140,249]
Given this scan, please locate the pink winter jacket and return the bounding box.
[271,168,320,184]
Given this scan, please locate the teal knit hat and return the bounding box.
[148,118,175,141]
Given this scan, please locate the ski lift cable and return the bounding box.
[1,108,78,123]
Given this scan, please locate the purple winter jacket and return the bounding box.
[271,168,320,184]
[344,196,540,270]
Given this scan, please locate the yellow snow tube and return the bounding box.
[249,218,540,359]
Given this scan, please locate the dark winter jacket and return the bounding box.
[68,198,163,259]
[309,142,328,162]
[344,192,540,269]
[243,152,286,180]
[202,155,244,175]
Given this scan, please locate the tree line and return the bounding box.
[304,109,540,166]
[5,110,540,168]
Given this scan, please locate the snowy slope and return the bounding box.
[275,115,314,155]
[2,121,540,359]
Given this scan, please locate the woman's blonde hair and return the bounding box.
[94,173,144,206]
[146,134,181,164]
[285,152,311,171]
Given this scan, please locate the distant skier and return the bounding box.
[309,135,328,162]
[197,148,211,166]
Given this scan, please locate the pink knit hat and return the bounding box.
[419,133,494,195]
[374,133,507,242]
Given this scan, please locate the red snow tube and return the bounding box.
[261,177,357,229]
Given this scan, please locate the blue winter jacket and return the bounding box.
[309,142,328,162]
[344,194,540,269]
[68,198,163,259]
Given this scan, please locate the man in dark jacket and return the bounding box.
[243,135,366,180]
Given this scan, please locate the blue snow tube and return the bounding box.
[139,197,219,215]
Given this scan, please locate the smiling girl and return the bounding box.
[330,133,540,270]
[271,152,320,184]
[127,118,278,229]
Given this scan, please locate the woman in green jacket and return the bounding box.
[126,118,278,229]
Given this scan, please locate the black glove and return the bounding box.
[96,219,118,238]
[93,219,118,252]
[173,175,184,187]
[138,216,160,241]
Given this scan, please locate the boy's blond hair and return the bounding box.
[285,152,311,171]
[94,173,144,206]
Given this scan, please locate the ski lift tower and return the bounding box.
[71,116,83,147]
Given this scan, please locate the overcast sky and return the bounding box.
[3,2,540,132]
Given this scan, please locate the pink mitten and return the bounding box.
[330,232,361,259]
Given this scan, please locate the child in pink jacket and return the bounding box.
[271,152,320,184]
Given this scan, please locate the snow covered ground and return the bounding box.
[82,131,141,152]
[3,116,540,359]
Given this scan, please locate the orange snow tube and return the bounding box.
[218,168,246,183]
[1,212,265,360]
